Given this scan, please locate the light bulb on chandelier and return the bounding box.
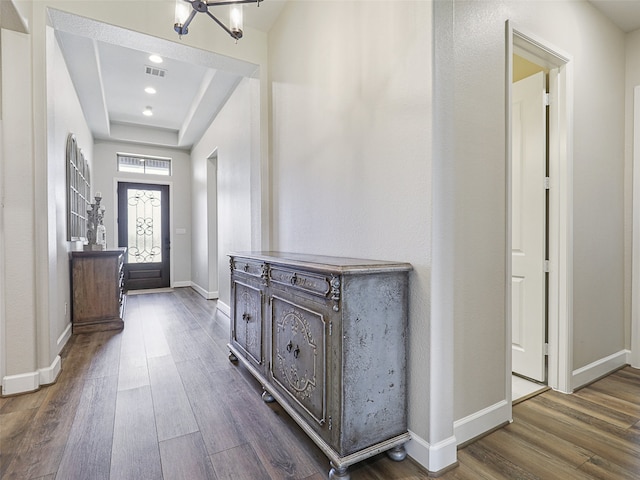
[174,0,262,41]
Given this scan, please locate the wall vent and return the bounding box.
[145,66,167,78]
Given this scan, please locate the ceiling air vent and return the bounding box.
[145,65,167,78]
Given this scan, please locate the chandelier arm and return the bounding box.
[204,0,261,6]
[182,9,198,30]
[205,10,237,39]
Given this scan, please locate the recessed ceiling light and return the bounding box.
[149,54,163,64]
[143,106,153,116]
[145,87,157,95]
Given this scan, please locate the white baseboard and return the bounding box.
[406,430,457,474]
[2,354,62,396]
[453,399,511,446]
[2,371,39,396]
[572,349,629,390]
[190,282,219,300]
[57,322,72,351]
[217,301,230,319]
[173,281,191,288]
[39,355,62,386]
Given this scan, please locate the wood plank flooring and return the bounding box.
[2,288,640,479]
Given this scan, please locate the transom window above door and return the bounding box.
[117,153,171,176]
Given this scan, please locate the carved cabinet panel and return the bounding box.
[271,295,327,430]
[232,281,263,368]
[228,252,411,479]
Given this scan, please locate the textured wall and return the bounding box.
[624,30,640,353]
[46,27,94,357]
[268,0,433,441]
[2,28,38,377]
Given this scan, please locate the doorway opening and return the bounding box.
[506,22,574,403]
[631,87,640,368]
[207,151,218,298]
[117,182,170,291]
[511,63,549,398]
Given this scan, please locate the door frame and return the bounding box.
[630,86,640,368]
[113,178,174,288]
[0,118,4,386]
[506,21,574,398]
[207,151,218,300]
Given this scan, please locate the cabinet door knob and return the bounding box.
[293,346,300,358]
[242,313,251,322]
[286,341,293,352]
[290,273,297,285]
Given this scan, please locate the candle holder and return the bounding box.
[84,195,106,251]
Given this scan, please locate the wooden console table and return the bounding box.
[71,248,126,334]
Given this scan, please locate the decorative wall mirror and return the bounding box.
[66,133,91,241]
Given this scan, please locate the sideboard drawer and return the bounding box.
[269,266,331,299]
[231,257,266,279]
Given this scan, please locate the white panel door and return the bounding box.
[512,71,547,382]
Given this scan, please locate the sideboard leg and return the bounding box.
[261,389,275,403]
[387,444,407,462]
[328,462,350,480]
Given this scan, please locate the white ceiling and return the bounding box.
[589,0,640,33]
[53,1,286,150]
[53,1,640,151]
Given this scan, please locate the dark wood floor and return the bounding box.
[2,288,640,479]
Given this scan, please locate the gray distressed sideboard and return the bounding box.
[228,252,412,480]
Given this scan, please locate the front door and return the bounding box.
[511,71,547,382]
[117,182,170,290]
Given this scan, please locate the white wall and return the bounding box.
[268,0,435,452]
[1,28,37,382]
[624,29,640,352]
[442,0,625,421]
[46,26,94,355]
[2,21,93,393]
[0,0,31,394]
[92,140,192,286]
[191,76,258,305]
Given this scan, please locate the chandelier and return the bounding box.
[174,0,263,41]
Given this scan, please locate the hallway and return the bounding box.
[0,289,430,479]
[2,288,640,479]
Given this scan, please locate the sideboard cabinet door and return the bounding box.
[231,280,264,368]
[270,294,330,442]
